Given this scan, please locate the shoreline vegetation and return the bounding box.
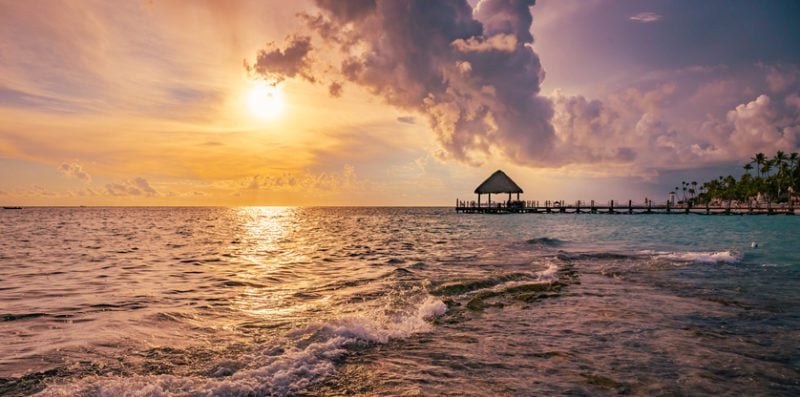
[675,151,800,206]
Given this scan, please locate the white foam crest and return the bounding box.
[479,263,560,294]
[650,250,742,264]
[37,295,446,397]
[536,260,560,282]
[325,294,446,343]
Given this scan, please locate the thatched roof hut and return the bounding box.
[475,170,523,194]
[474,170,523,206]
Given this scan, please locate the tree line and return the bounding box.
[674,151,800,205]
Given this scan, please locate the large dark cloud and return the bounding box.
[250,0,556,166]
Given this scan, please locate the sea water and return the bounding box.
[0,207,798,396]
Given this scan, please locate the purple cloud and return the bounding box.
[245,35,314,83]
[629,12,662,23]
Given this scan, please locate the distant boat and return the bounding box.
[2,206,22,210]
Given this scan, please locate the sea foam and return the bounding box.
[536,260,560,282]
[649,250,742,264]
[37,295,446,397]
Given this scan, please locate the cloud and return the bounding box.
[241,1,797,178]
[244,165,365,192]
[106,177,158,196]
[244,35,314,83]
[328,81,343,97]
[396,116,416,124]
[629,12,662,23]
[74,187,100,197]
[724,94,798,156]
[29,185,56,196]
[451,34,518,53]
[550,92,631,165]
[546,83,796,173]
[314,0,377,20]
[758,63,799,93]
[58,162,91,182]
[251,0,555,167]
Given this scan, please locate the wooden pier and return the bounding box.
[455,199,796,215]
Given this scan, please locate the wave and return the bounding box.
[558,250,743,265]
[535,260,561,282]
[526,237,566,247]
[427,260,579,316]
[649,250,742,264]
[557,251,636,261]
[36,295,445,397]
[1,312,48,322]
[431,272,532,296]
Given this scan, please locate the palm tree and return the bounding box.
[681,181,688,202]
[778,161,791,199]
[762,159,773,178]
[743,163,753,175]
[774,151,787,169]
[724,175,737,203]
[751,152,766,178]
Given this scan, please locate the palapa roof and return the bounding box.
[474,170,523,194]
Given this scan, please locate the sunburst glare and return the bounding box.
[246,81,285,120]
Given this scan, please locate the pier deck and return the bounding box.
[455,200,796,215]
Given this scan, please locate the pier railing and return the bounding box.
[454,199,796,215]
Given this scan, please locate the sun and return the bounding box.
[246,81,285,120]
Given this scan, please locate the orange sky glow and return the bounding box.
[1,0,798,205]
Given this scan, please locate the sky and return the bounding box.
[1,0,799,206]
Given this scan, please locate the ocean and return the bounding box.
[1,207,798,396]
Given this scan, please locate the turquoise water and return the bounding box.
[0,207,798,395]
[470,212,800,265]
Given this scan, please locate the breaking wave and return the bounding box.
[647,250,743,264]
[37,296,446,397]
[558,249,743,265]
